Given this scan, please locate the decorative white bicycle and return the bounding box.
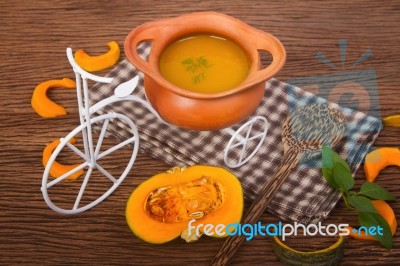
[41,48,269,214]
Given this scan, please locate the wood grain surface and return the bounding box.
[1,0,399,265]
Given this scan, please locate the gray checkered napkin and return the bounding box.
[89,43,382,224]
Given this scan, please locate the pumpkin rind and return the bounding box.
[272,236,344,266]
[125,165,243,244]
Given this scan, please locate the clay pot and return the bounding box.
[125,12,286,130]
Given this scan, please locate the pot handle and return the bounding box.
[245,30,286,86]
[124,22,165,77]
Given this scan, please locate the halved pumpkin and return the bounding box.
[126,165,244,244]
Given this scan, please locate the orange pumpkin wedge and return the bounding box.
[382,114,400,127]
[346,200,397,240]
[74,41,120,72]
[42,138,84,180]
[364,147,400,182]
[31,78,76,118]
[126,165,244,244]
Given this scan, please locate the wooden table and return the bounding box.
[1,0,399,265]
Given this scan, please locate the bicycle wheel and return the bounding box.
[41,112,139,214]
[224,116,269,168]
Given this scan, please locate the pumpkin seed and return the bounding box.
[189,211,204,219]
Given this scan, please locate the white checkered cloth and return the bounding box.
[89,43,382,223]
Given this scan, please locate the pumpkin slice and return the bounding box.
[126,165,244,244]
[346,200,397,240]
[42,138,84,180]
[31,78,76,118]
[382,114,400,127]
[74,41,120,72]
[364,147,400,182]
[272,235,344,265]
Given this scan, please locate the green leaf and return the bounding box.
[182,58,193,65]
[348,195,377,213]
[322,167,339,188]
[359,182,396,201]
[358,212,393,249]
[321,145,352,190]
[322,145,334,169]
[322,146,338,188]
[333,163,355,192]
[198,56,206,65]
[322,145,350,171]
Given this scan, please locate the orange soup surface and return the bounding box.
[159,34,250,94]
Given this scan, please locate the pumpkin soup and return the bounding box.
[159,34,250,93]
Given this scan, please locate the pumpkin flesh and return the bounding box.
[126,165,243,244]
[145,176,226,223]
[74,41,120,72]
[364,147,400,182]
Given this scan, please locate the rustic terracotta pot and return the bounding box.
[125,12,286,130]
